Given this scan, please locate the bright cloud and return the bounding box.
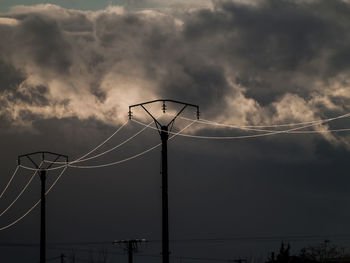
[0,1,350,145]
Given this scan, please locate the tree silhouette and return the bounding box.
[298,240,344,263]
[266,242,291,263]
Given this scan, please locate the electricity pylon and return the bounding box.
[114,239,147,263]
[129,99,199,263]
[18,151,68,263]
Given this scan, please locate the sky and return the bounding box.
[2,0,350,262]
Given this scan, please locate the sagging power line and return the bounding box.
[15,110,350,171]
[0,165,67,232]
[3,106,350,234]
[0,165,42,218]
[178,112,350,129]
[0,166,19,198]
[131,111,350,139]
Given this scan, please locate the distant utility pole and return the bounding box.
[18,151,68,263]
[114,239,147,263]
[324,239,330,263]
[129,99,199,263]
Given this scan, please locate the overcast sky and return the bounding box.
[2,0,350,262]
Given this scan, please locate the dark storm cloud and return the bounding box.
[0,59,24,92]
[3,2,350,262]
[0,1,350,136]
[3,13,72,74]
[181,0,350,106]
[22,16,71,73]
[160,64,231,112]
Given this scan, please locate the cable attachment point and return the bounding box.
[162,101,166,113]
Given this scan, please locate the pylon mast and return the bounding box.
[129,99,199,263]
[18,151,68,263]
[113,239,147,263]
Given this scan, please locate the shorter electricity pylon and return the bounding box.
[60,253,66,263]
[18,151,68,263]
[113,239,147,263]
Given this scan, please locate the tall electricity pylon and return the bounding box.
[114,239,147,263]
[18,151,68,263]
[129,99,199,263]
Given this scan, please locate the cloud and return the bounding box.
[0,17,20,26]
[0,1,350,146]
[3,3,350,262]
[124,0,214,10]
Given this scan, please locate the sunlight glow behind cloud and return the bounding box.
[0,1,350,146]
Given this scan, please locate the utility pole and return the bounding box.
[18,151,68,263]
[129,99,199,263]
[324,239,330,263]
[40,168,46,263]
[61,253,66,263]
[113,239,147,263]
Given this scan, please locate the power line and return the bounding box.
[20,164,66,172]
[132,109,350,139]
[181,112,350,129]
[0,165,19,198]
[149,234,350,243]
[68,143,161,169]
[4,234,350,247]
[72,119,128,163]
[71,121,153,164]
[44,120,129,165]
[47,244,229,263]
[18,111,350,171]
[0,166,67,231]
[4,235,350,262]
[0,162,43,217]
[131,117,332,140]
[15,111,350,170]
[288,128,350,134]
[20,121,152,171]
[68,120,196,169]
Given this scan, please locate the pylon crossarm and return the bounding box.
[129,99,198,109]
[18,151,68,158]
[18,152,68,169]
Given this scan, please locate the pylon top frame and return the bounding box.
[18,151,68,170]
[129,99,200,134]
